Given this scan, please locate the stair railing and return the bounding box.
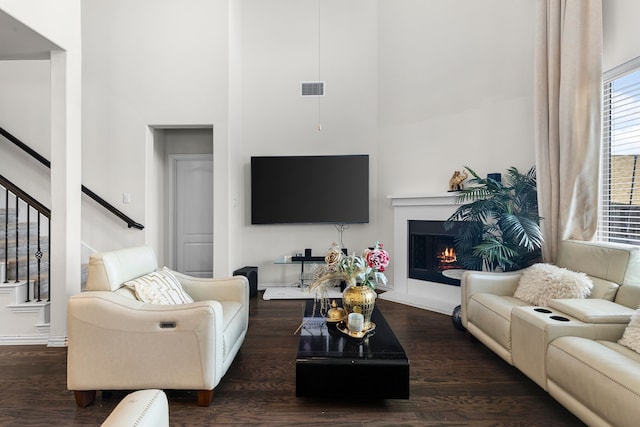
[1,174,50,302]
[0,126,144,230]
[1,125,145,302]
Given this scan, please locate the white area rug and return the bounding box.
[263,287,343,300]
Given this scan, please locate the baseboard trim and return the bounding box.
[378,291,455,315]
[47,335,68,347]
[0,335,49,345]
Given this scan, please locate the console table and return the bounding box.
[296,300,410,399]
[274,255,325,287]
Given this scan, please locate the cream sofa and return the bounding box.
[546,335,640,427]
[102,389,169,427]
[460,240,640,427]
[68,246,249,407]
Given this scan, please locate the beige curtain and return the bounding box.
[534,0,602,262]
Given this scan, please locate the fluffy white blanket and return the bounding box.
[619,308,640,354]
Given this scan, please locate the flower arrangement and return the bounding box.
[295,241,390,334]
[310,241,390,291]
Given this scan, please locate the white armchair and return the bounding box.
[67,246,249,407]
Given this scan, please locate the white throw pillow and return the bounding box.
[125,269,194,305]
[619,307,640,353]
[513,263,593,306]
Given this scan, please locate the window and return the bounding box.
[598,59,640,245]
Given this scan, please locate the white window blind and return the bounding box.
[598,59,640,245]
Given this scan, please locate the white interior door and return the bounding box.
[169,154,213,277]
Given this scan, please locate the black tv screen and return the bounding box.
[251,155,369,224]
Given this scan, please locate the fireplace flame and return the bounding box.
[438,246,457,264]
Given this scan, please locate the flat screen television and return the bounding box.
[251,154,369,224]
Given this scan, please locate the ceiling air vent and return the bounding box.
[300,81,325,97]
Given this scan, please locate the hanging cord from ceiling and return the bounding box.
[317,0,322,132]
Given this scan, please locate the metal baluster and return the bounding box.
[26,204,30,302]
[36,214,42,303]
[0,176,51,301]
[3,187,7,283]
[14,194,18,283]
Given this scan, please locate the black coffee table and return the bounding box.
[296,300,410,399]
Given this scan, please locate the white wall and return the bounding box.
[0,0,79,49]
[603,0,640,71]
[376,0,536,285]
[78,0,539,287]
[232,0,537,286]
[75,0,640,289]
[0,0,83,205]
[0,60,50,205]
[81,0,231,273]
[236,0,379,284]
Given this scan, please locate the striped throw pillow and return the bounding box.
[125,269,194,304]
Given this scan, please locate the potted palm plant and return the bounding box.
[444,166,543,272]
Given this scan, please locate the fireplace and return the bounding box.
[408,220,462,285]
[380,192,461,315]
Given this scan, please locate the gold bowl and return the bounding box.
[336,321,376,339]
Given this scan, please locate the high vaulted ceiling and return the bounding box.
[0,9,60,60]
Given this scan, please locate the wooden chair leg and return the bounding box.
[74,390,97,407]
[197,389,213,407]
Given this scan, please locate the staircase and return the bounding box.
[1,125,143,346]
[0,206,51,345]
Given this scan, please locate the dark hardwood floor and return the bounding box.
[0,292,584,426]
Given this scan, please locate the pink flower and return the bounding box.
[365,247,390,272]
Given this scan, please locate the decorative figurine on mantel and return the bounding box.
[448,170,468,191]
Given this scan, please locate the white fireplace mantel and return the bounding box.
[378,192,461,315]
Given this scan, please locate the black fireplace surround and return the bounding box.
[408,220,462,286]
